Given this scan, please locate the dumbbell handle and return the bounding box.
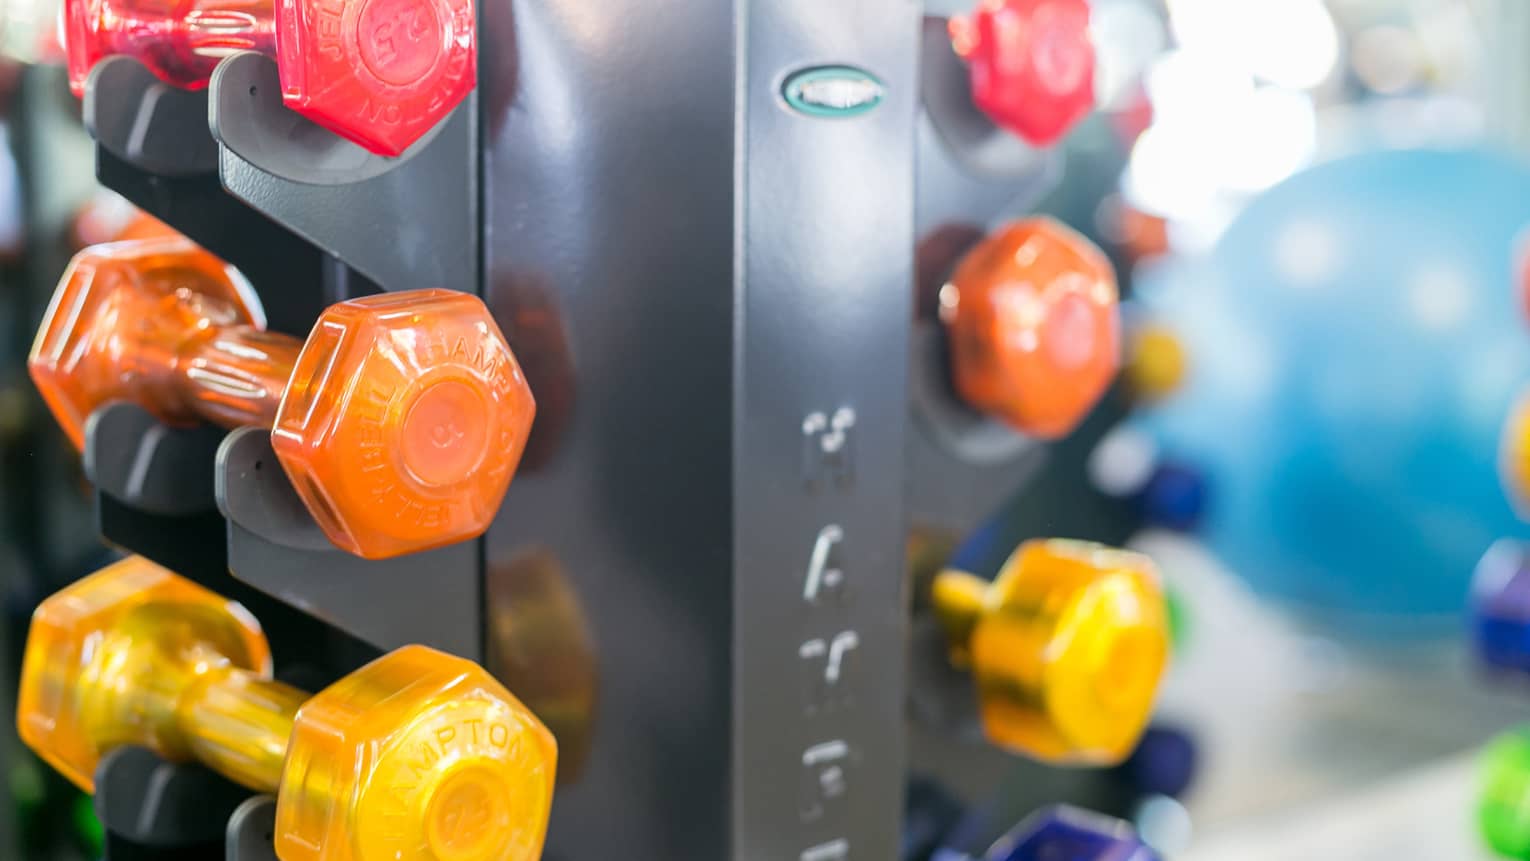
[931,569,987,666]
[177,664,305,792]
[73,0,278,92]
[932,568,1050,694]
[56,616,309,793]
[130,325,300,431]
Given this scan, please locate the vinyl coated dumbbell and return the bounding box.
[30,238,535,559]
[17,556,557,861]
[62,0,473,154]
[941,218,1120,439]
[947,0,1096,146]
[932,539,1168,764]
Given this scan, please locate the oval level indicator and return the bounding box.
[782,66,884,118]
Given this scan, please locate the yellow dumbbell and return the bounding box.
[17,557,557,861]
[932,539,1169,765]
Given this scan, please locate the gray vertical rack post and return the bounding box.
[49,0,1133,855]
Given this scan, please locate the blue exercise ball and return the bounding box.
[1131,147,1530,626]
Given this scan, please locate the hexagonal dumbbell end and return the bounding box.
[275,0,476,155]
[277,644,557,861]
[271,289,535,559]
[985,806,1159,861]
[16,556,272,792]
[63,0,473,155]
[932,540,1168,765]
[948,0,1096,146]
[29,237,266,449]
[942,218,1121,439]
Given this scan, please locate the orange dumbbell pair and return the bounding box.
[29,238,535,559]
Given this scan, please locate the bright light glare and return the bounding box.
[1125,74,1315,216]
[1124,123,1221,221]
[1090,0,1169,109]
[1215,87,1317,192]
[1144,50,1254,125]
[1166,0,1340,90]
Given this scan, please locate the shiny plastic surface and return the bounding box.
[932,539,1168,765]
[271,289,536,559]
[29,237,268,449]
[73,193,182,248]
[64,0,275,95]
[64,0,475,156]
[985,806,1159,861]
[16,556,275,793]
[32,240,536,559]
[278,644,557,861]
[942,217,1120,439]
[948,0,1095,146]
[19,561,557,861]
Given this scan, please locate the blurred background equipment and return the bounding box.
[4,0,1530,859]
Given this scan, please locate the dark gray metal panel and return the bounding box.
[481,0,737,856]
[94,747,250,848]
[84,57,219,176]
[84,402,223,517]
[734,1,919,858]
[211,53,478,296]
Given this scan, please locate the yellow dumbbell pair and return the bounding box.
[17,556,557,861]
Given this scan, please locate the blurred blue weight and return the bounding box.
[1131,147,1530,624]
[979,806,1159,861]
[1117,724,1199,800]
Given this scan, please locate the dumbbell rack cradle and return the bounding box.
[57,1,1141,858]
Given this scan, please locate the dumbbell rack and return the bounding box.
[54,1,1138,858]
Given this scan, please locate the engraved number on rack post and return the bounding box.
[800,631,860,712]
[801,839,850,861]
[802,407,856,486]
[799,740,852,822]
[803,524,848,607]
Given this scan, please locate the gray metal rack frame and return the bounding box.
[55,2,1121,857]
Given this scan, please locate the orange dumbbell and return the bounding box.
[29,238,535,558]
[18,556,557,861]
[941,217,1120,439]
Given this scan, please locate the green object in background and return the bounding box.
[10,759,43,810]
[1165,584,1189,653]
[1479,726,1530,858]
[10,759,48,854]
[71,791,103,858]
